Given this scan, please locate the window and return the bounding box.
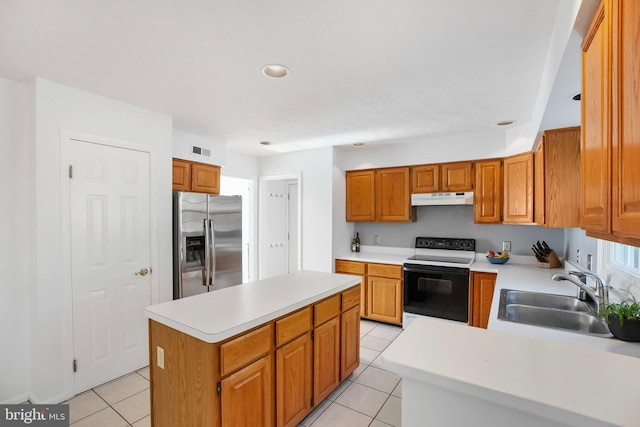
[611,243,640,275]
[599,240,640,299]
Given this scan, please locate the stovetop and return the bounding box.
[403,237,476,268]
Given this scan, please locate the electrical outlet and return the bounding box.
[374,235,380,245]
[587,254,593,271]
[157,346,165,369]
[502,241,511,252]
[576,249,581,264]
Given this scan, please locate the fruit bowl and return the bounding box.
[486,256,509,264]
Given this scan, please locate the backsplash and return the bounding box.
[354,205,564,255]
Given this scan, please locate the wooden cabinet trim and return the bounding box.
[335,260,365,275]
[367,263,403,279]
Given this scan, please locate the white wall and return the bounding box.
[173,128,226,166]
[260,147,333,273]
[31,78,173,403]
[0,77,31,404]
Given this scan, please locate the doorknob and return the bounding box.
[135,268,149,276]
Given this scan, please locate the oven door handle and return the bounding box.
[403,265,470,275]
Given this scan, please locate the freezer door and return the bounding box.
[208,195,243,290]
[173,192,209,299]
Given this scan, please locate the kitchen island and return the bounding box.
[145,270,361,427]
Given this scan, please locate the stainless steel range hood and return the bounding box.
[411,192,474,206]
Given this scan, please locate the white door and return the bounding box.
[286,181,299,272]
[69,139,151,393]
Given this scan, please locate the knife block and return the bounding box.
[536,250,563,269]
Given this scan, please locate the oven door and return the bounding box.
[403,264,470,322]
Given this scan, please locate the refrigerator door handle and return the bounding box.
[209,219,216,286]
[203,219,210,287]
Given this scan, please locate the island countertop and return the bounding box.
[145,270,361,343]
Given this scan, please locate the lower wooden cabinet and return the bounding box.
[221,354,273,427]
[340,305,360,381]
[335,260,402,326]
[313,317,341,403]
[469,272,497,329]
[276,334,312,427]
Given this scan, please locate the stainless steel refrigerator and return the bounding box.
[173,191,243,299]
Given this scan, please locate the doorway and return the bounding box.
[259,175,301,279]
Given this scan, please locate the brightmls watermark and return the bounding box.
[0,405,69,426]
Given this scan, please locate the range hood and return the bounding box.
[411,192,474,206]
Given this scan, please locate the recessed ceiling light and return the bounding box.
[352,143,366,147]
[261,64,290,78]
[496,120,516,126]
[260,141,272,146]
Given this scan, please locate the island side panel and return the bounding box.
[149,319,221,427]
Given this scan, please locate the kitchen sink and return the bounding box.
[501,289,593,312]
[498,289,611,337]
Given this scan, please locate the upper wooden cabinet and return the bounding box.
[412,164,440,193]
[534,127,581,228]
[346,167,413,222]
[611,0,640,239]
[172,158,220,194]
[412,161,473,193]
[346,169,376,221]
[441,161,474,192]
[581,1,610,234]
[377,167,412,221]
[503,152,534,224]
[474,159,502,224]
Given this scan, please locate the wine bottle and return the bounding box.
[355,232,360,253]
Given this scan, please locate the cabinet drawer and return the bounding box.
[276,307,311,347]
[220,324,273,377]
[335,260,365,275]
[341,285,361,311]
[314,295,341,327]
[368,263,403,279]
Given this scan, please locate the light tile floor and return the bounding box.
[59,319,402,427]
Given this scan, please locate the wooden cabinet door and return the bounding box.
[335,261,367,317]
[313,317,340,403]
[191,162,220,194]
[376,167,412,222]
[221,354,273,427]
[346,170,376,221]
[441,161,473,192]
[172,158,191,191]
[366,276,402,325]
[340,305,360,381]
[469,272,497,329]
[503,152,534,224]
[474,159,502,224]
[412,164,440,193]
[611,0,640,238]
[276,334,311,427]
[538,127,582,228]
[581,0,611,234]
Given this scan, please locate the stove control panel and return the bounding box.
[415,237,475,251]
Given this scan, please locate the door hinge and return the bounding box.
[68,165,73,178]
[311,330,314,340]
[216,382,221,396]
[311,397,315,407]
[73,359,77,372]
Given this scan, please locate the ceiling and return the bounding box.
[1,0,579,157]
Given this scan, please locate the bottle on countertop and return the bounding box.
[351,237,357,252]
[355,232,360,253]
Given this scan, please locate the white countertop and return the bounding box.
[381,316,640,427]
[145,270,360,343]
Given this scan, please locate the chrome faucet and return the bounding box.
[551,271,609,314]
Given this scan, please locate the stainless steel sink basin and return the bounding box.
[498,289,611,337]
[502,289,593,312]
